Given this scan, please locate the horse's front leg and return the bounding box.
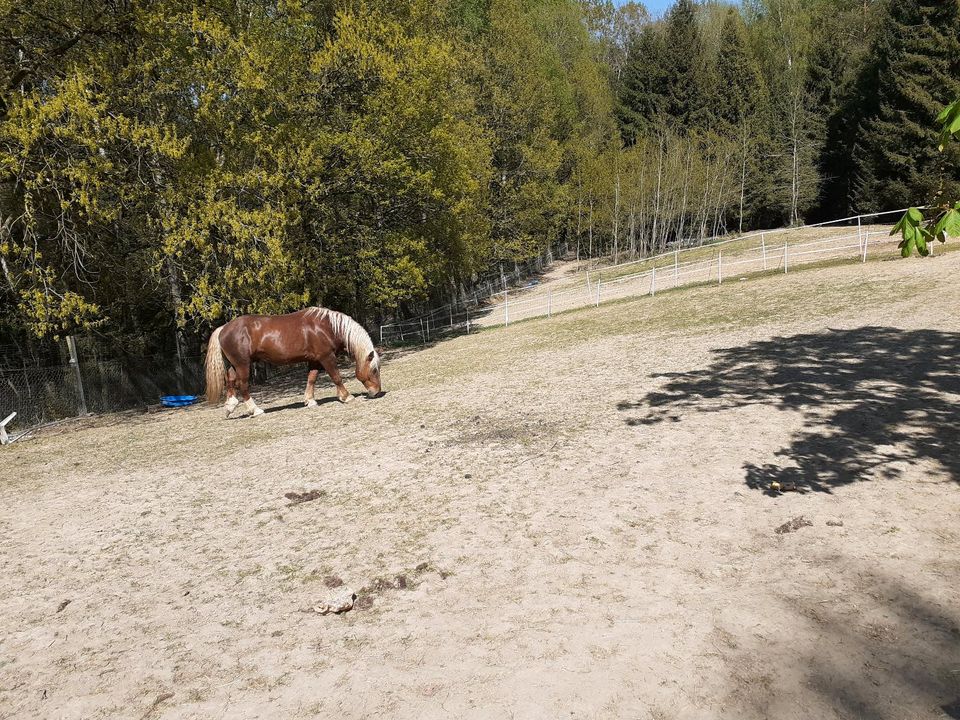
[304,364,321,407]
[320,353,352,403]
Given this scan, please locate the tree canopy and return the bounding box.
[2,0,958,358]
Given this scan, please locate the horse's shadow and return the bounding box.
[233,391,386,418]
[617,326,960,494]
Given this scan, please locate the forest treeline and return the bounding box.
[1,0,958,357]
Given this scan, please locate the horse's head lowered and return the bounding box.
[356,349,382,398]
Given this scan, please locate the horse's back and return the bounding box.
[219,310,330,365]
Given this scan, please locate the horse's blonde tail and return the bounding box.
[205,326,226,404]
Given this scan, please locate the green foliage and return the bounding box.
[2,0,958,355]
[2,0,610,350]
[892,97,960,257]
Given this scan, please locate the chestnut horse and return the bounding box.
[204,307,381,417]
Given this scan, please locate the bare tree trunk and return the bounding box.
[739,122,749,234]
[588,196,594,259]
[612,159,621,263]
[652,134,664,254]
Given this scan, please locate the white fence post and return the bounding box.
[504,290,509,326]
[857,215,864,261]
[718,251,723,285]
[784,242,788,274]
[66,335,88,416]
[862,228,868,263]
[419,318,426,342]
[0,412,16,445]
[547,288,552,318]
[379,325,384,345]
[761,232,767,270]
[595,272,601,307]
[674,247,679,287]
[650,265,656,296]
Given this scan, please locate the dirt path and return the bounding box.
[2,253,959,719]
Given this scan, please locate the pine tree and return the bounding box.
[714,7,771,230]
[661,0,710,130]
[617,25,667,142]
[852,0,960,212]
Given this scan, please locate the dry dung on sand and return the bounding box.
[775,515,814,534]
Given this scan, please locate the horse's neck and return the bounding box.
[315,313,346,355]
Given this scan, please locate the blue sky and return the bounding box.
[614,0,676,18]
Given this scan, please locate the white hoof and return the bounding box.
[305,399,318,408]
[252,407,265,417]
[340,394,354,404]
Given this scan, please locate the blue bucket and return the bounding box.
[161,395,199,408]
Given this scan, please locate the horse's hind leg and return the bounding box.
[235,362,264,417]
[224,367,240,416]
[304,364,320,407]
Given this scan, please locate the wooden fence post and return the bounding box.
[66,336,88,416]
[650,265,656,296]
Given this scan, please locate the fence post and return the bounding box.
[718,251,723,285]
[504,290,509,326]
[862,228,868,263]
[66,335,88,416]
[783,242,788,274]
[466,310,471,333]
[380,325,384,345]
[419,318,425,342]
[651,265,656,296]
[547,288,552,318]
[596,272,601,307]
[857,215,864,261]
[674,247,679,287]
[761,232,767,270]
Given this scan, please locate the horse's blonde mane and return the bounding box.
[306,307,379,369]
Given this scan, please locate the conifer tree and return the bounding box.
[852,0,960,211]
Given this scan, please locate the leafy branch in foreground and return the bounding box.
[893,98,960,257]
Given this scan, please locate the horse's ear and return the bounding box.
[367,350,376,362]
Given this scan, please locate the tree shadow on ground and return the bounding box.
[720,565,960,719]
[618,327,960,492]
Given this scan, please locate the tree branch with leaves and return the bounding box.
[893,98,960,256]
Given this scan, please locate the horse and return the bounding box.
[204,307,381,417]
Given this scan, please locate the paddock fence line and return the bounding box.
[0,351,208,436]
[377,208,918,344]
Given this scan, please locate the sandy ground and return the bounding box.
[2,251,960,720]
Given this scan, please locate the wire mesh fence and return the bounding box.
[0,354,205,436]
[378,209,913,344]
